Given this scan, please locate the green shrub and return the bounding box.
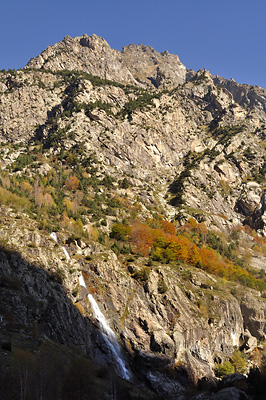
[0,187,31,212]
[119,91,161,120]
[12,153,35,171]
[110,223,132,241]
[133,267,150,283]
[243,147,255,160]
[231,350,247,374]
[50,268,66,284]
[119,178,130,189]
[111,241,121,255]
[158,278,168,294]
[215,351,246,378]
[215,361,235,378]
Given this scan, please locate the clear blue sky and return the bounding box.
[1,0,266,88]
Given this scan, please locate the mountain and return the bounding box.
[25,34,187,89]
[1,34,266,399]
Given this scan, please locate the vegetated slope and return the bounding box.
[2,33,266,398]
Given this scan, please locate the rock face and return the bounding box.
[213,75,266,114]
[121,43,187,88]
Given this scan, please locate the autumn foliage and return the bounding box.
[112,217,266,291]
[65,175,79,191]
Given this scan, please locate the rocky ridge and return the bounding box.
[26,34,187,89]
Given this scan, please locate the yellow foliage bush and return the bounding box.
[0,187,31,211]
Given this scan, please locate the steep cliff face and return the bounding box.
[2,34,266,398]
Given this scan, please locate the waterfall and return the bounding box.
[79,276,130,380]
[79,274,87,288]
[62,246,70,260]
[50,232,58,242]
[88,294,131,380]
[50,232,70,260]
[259,189,266,212]
[50,234,130,379]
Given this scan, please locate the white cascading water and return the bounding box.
[79,275,130,380]
[79,274,87,288]
[62,246,71,260]
[50,233,130,379]
[50,232,58,242]
[50,232,70,260]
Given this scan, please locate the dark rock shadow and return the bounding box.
[0,246,117,365]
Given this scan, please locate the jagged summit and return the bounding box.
[25,33,187,88]
[26,34,136,86]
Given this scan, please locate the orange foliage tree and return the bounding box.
[166,235,189,262]
[130,223,156,256]
[65,176,79,191]
[160,220,177,235]
[187,243,201,266]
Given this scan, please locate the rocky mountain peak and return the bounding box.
[60,33,111,52]
[26,33,137,85]
[78,33,111,51]
[26,33,187,88]
[121,42,186,88]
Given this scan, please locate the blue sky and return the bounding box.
[1,0,266,88]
